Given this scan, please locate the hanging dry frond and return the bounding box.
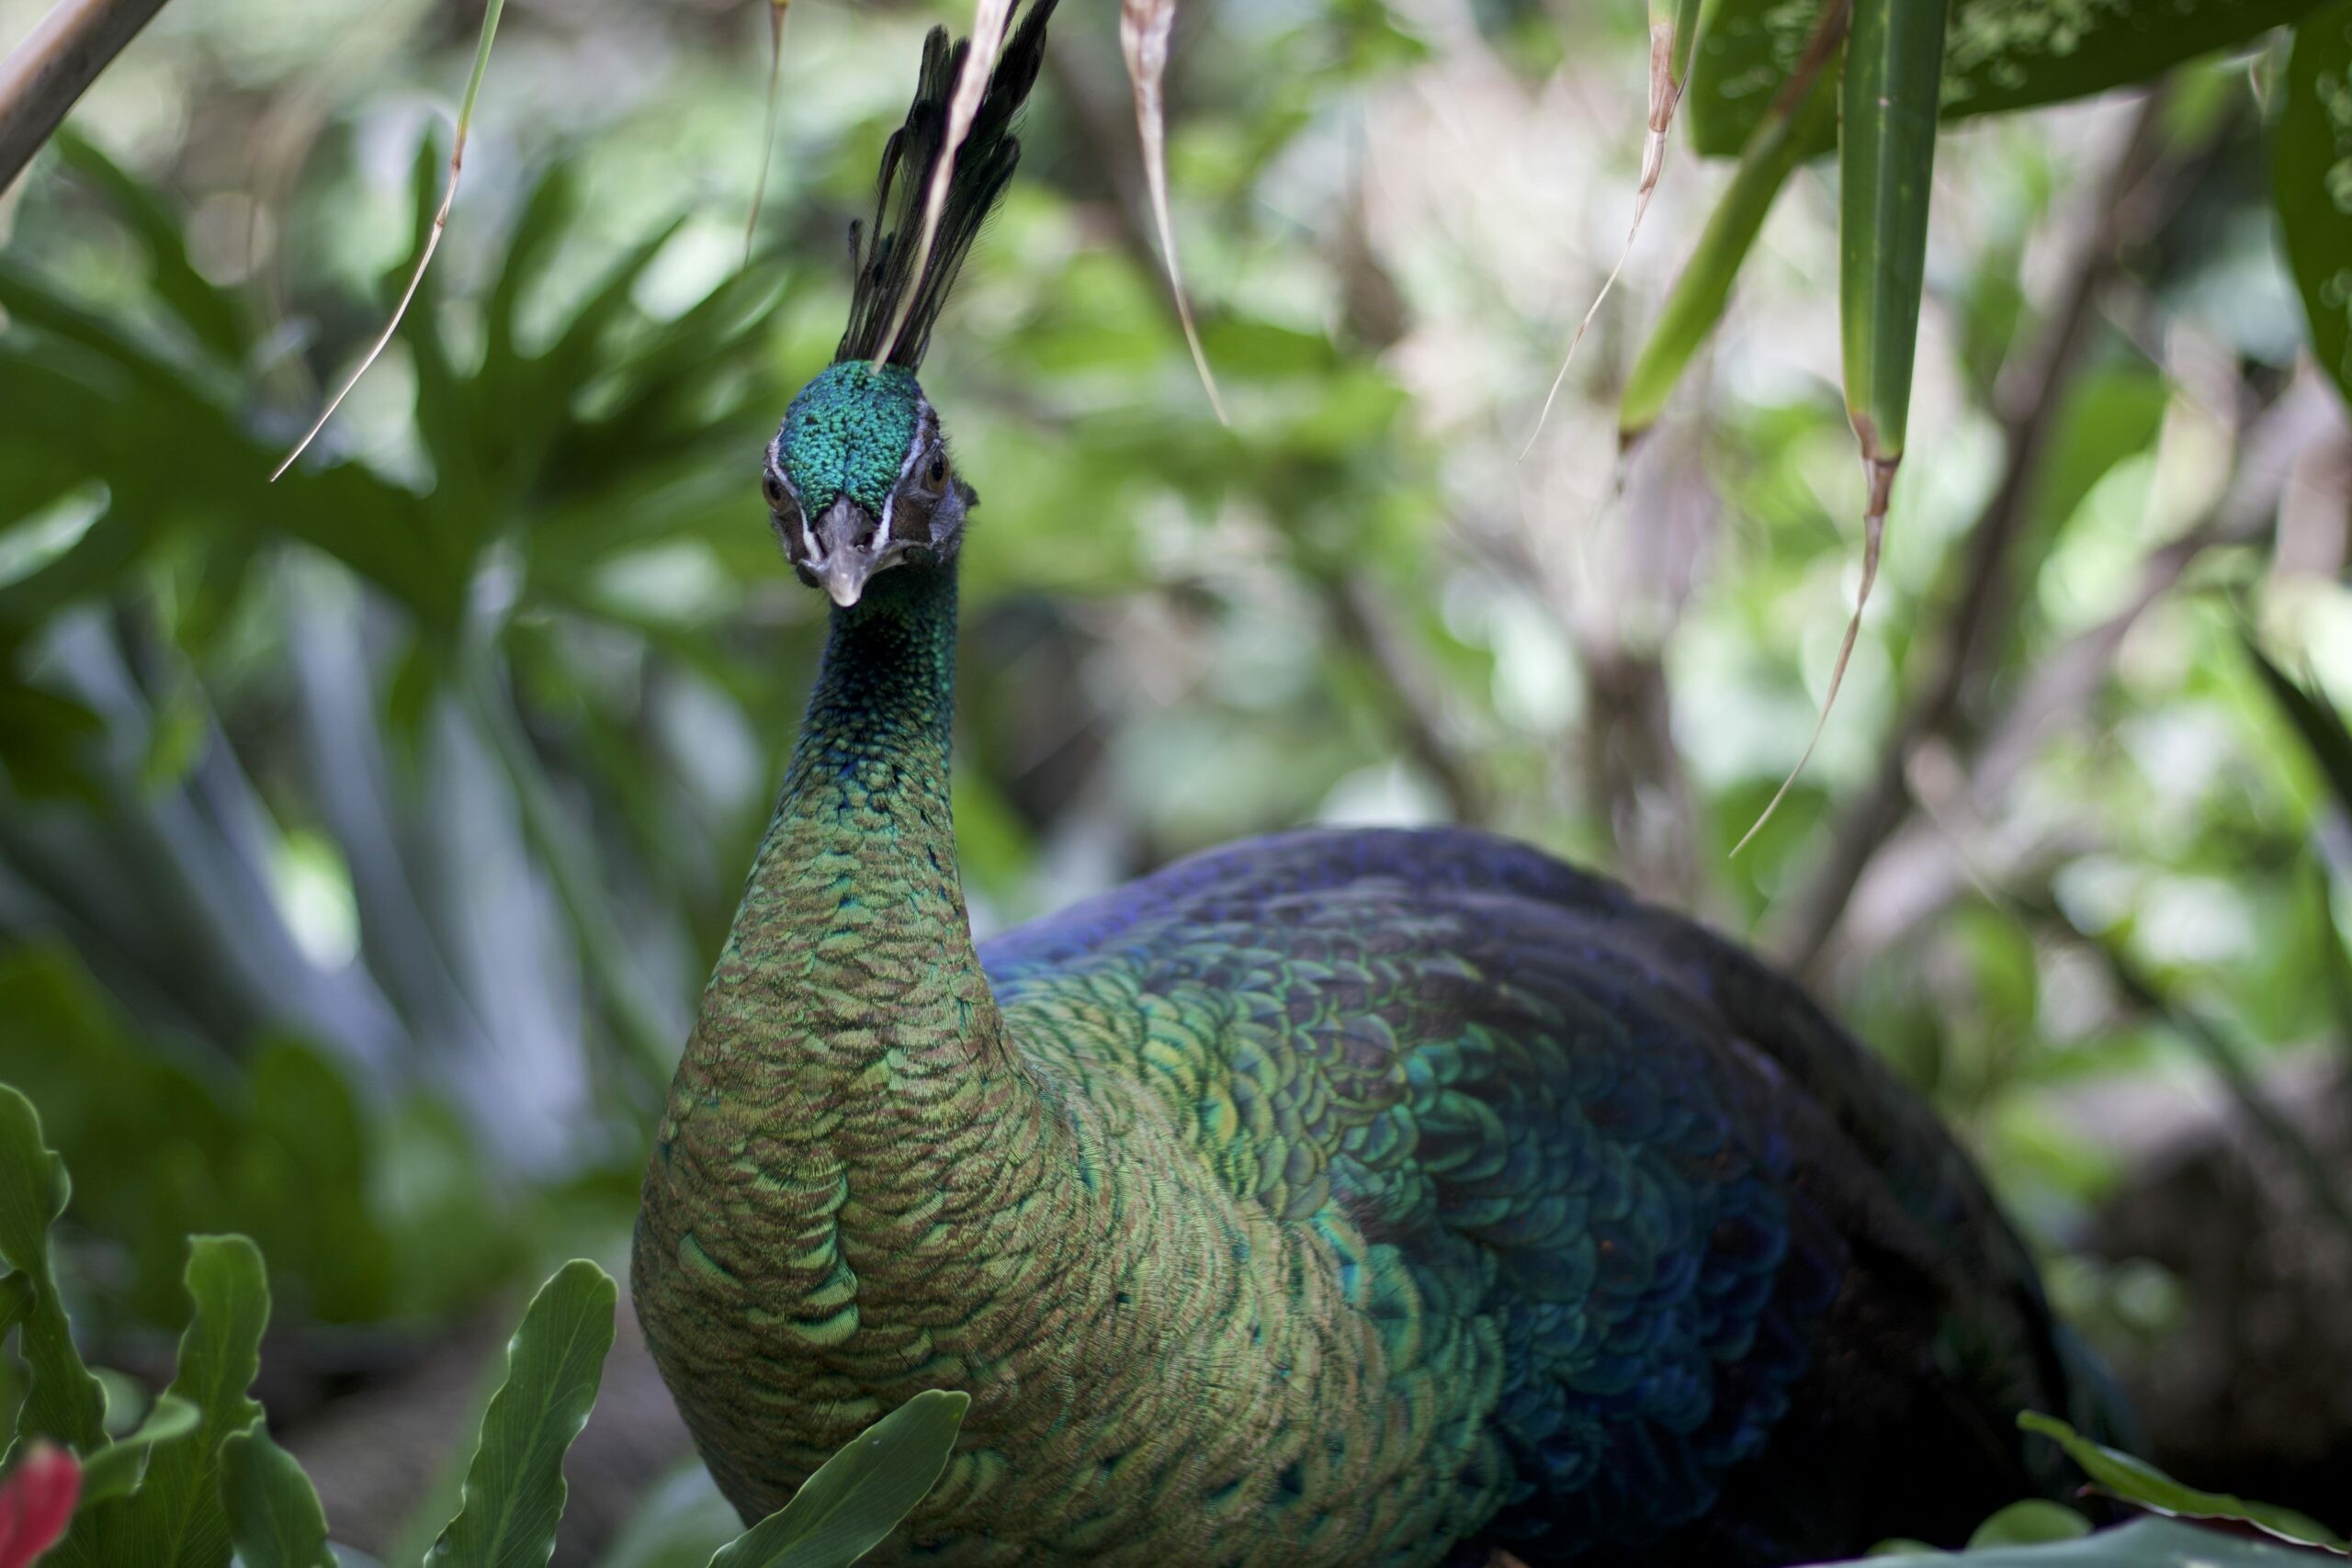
[273,0,506,479]
[1729,458,1891,856]
[871,0,1016,367]
[1520,0,1704,458]
[742,0,793,268]
[1120,0,1227,423]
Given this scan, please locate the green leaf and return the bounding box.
[2276,2,2352,409]
[1846,1517,2340,1563]
[1692,0,2326,157]
[0,1083,107,1455]
[2245,635,2352,817]
[426,1258,616,1568]
[2018,1412,2350,1551]
[1621,38,1839,440]
[92,1235,272,1568]
[1969,1502,2096,1549]
[1841,0,1949,471]
[218,1420,334,1568]
[77,1394,199,1505]
[51,133,248,364]
[708,1390,969,1568]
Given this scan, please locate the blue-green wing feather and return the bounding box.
[983,828,2081,1563]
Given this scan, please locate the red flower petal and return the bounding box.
[0,1445,81,1568]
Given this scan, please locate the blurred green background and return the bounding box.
[2,0,2349,1559]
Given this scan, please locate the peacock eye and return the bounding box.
[763,473,786,506]
[925,452,947,488]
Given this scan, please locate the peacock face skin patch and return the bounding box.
[772,362,928,518]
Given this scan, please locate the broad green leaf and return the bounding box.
[77,1394,199,1505]
[708,1390,969,1568]
[2018,1413,2349,1551]
[2276,2,2352,408]
[51,133,248,364]
[426,1259,616,1568]
[218,1420,334,1568]
[1838,1517,2340,1563]
[1691,0,2325,157]
[84,1235,271,1568]
[1621,42,1839,439]
[0,1083,107,1455]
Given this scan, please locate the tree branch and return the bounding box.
[0,0,171,190]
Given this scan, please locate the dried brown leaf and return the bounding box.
[1521,0,1702,457]
[1731,455,1894,855]
[742,0,793,269]
[1121,0,1227,423]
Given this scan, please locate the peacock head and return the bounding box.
[757,0,1054,609]
[763,362,973,608]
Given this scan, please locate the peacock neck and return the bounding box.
[731,560,1009,1066]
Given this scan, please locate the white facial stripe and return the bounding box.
[878,401,938,544]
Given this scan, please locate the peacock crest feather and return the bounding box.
[834,0,1058,371]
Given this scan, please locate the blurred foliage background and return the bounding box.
[2,0,2351,1559]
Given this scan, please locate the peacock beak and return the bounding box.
[807,496,885,608]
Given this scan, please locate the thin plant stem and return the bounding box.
[271,0,506,479]
[742,0,791,270]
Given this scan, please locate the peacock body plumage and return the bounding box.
[633,8,2116,1563]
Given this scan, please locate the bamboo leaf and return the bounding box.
[1736,0,1947,852]
[707,1391,969,1568]
[1619,2,1845,442]
[425,1259,616,1568]
[2275,2,2352,409]
[0,1085,106,1457]
[217,1421,334,1568]
[1121,0,1228,424]
[1840,0,1945,472]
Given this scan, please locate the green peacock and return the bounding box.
[633,6,2123,1562]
